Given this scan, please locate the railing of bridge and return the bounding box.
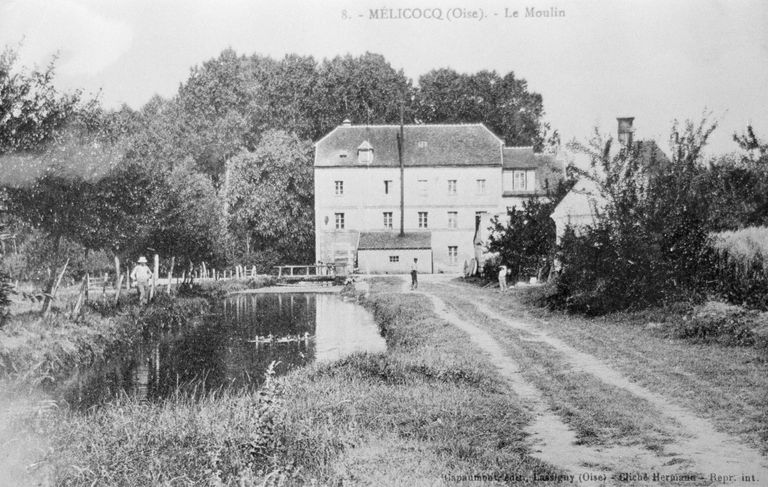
[273,264,338,278]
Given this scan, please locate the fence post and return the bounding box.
[43,258,70,316]
[150,254,159,301]
[167,256,175,294]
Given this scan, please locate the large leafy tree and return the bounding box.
[413,68,546,148]
[224,130,313,267]
[312,52,413,137]
[0,46,83,154]
[0,46,94,313]
[137,162,225,267]
[553,118,717,314]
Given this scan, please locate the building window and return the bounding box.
[383,212,393,229]
[384,180,392,194]
[418,211,428,229]
[447,179,457,195]
[476,179,486,194]
[389,255,399,263]
[448,246,458,265]
[358,141,373,164]
[335,213,345,230]
[447,211,458,229]
[418,179,428,197]
[506,169,536,191]
[334,180,343,196]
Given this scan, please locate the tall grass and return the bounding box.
[709,226,768,310]
[712,226,768,270]
[40,364,286,486]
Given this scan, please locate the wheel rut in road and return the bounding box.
[407,280,664,482]
[410,279,768,484]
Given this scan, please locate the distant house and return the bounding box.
[313,120,563,274]
[550,117,670,242]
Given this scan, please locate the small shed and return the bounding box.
[357,232,433,274]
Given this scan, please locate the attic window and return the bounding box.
[358,140,373,164]
[417,141,428,148]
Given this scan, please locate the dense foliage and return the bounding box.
[486,179,571,282]
[550,120,717,314]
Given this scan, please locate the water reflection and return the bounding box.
[55,293,385,408]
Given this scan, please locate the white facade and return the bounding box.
[314,123,562,273]
[314,165,504,271]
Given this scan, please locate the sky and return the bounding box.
[1,0,767,155]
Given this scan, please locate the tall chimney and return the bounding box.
[617,117,634,147]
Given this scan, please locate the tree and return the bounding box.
[312,53,413,137]
[138,162,225,268]
[413,68,545,148]
[487,197,559,282]
[704,126,768,230]
[224,130,314,267]
[0,46,83,155]
[551,117,717,314]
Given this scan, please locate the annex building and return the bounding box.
[314,120,562,274]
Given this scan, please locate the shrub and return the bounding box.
[668,301,768,347]
[550,119,716,314]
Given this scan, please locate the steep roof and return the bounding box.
[357,231,432,250]
[502,146,557,169]
[632,139,669,173]
[314,124,503,167]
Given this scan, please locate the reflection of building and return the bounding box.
[314,121,563,273]
[314,294,385,362]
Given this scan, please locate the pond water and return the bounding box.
[56,293,385,408]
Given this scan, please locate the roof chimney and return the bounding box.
[617,117,634,147]
[342,118,352,127]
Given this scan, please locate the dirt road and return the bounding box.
[406,276,768,486]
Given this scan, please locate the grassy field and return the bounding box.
[1,276,563,486]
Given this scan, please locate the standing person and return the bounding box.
[410,258,419,290]
[498,265,508,292]
[130,256,153,305]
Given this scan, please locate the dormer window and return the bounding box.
[358,140,373,164]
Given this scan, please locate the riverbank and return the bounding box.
[0,278,276,386]
[2,276,563,485]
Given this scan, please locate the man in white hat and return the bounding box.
[130,256,153,305]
